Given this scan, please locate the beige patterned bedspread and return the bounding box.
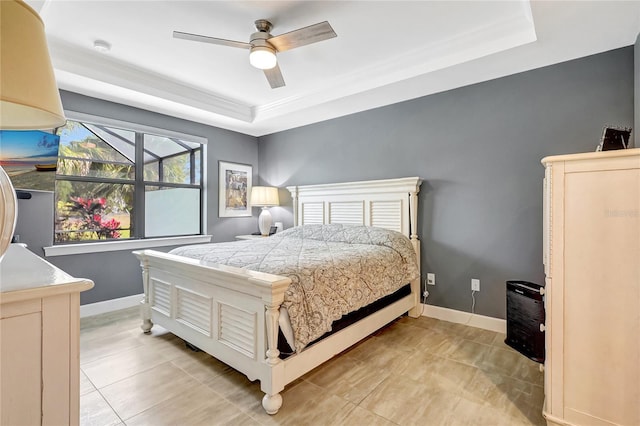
[170,224,419,350]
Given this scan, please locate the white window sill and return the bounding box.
[43,235,212,257]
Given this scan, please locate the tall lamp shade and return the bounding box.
[0,0,66,259]
[251,186,279,236]
[0,0,66,129]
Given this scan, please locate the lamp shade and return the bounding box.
[0,0,66,130]
[251,186,279,207]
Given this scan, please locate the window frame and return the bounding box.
[49,111,209,252]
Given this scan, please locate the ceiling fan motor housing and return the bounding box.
[254,19,273,33]
[250,31,273,47]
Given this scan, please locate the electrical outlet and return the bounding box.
[471,279,480,292]
[427,273,436,285]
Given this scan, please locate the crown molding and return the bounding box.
[254,8,536,122]
[46,6,534,133]
[48,37,253,123]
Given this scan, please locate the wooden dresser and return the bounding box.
[0,244,93,425]
[542,149,640,426]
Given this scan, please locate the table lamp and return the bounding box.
[251,186,279,236]
[0,0,66,259]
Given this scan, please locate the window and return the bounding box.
[54,118,204,243]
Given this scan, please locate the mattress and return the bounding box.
[170,224,420,351]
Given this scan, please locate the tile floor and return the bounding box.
[79,308,545,426]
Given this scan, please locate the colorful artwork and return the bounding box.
[0,130,60,191]
[219,161,252,217]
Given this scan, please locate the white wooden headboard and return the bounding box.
[286,177,422,243]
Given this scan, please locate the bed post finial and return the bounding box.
[265,304,281,365]
[409,189,418,243]
[263,298,284,414]
[133,250,154,333]
[408,184,421,318]
[288,186,299,227]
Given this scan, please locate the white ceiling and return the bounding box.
[28,1,640,137]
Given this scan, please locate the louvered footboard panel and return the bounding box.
[150,278,171,316]
[219,303,257,359]
[145,270,267,370]
[176,287,212,336]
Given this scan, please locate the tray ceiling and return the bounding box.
[27,1,640,136]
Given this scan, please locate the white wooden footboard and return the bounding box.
[134,249,291,413]
[134,248,416,415]
[133,176,423,415]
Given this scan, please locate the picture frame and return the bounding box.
[596,126,632,151]
[219,161,252,217]
[0,130,60,191]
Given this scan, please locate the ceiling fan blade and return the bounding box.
[173,31,250,50]
[264,64,285,89]
[268,21,336,52]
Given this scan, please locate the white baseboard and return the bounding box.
[80,293,143,318]
[79,295,505,333]
[420,303,506,334]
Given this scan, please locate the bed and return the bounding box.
[133,176,422,414]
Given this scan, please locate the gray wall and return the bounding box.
[258,47,635,319]
[13,47,635,313]
[15,91,260,304]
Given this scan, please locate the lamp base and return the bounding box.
[0,166,18,260]
[258,207,272,236]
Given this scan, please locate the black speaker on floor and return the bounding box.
[505,280,545,363]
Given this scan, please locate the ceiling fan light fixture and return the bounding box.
[173,18,336,88]
[249,45,277,70]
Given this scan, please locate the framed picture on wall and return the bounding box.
[219,161,252,217]
[0,130,60,192]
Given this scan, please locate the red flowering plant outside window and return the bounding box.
[63,197,122,240]
[54,119,203,243]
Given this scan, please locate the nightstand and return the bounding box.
[235,234,269,240]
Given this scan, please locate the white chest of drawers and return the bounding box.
[542,149,640,426]
[0,244,94,425]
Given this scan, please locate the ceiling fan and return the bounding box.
[174,19,337,89]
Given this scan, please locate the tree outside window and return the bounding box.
[54,119,203,243]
